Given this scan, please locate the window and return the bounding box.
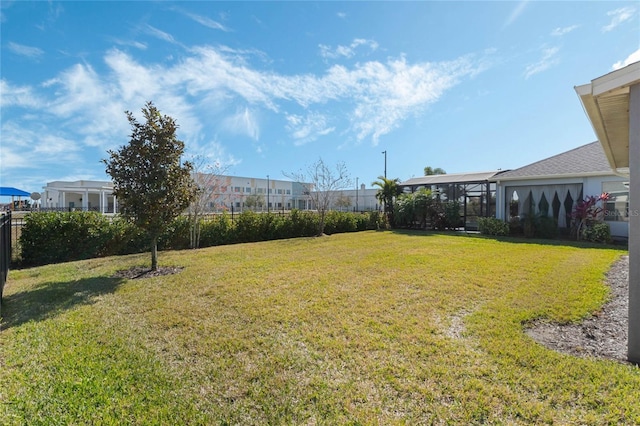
[277,189,283,195]
[257,188,264,194]
[246,187,251,193]
[602,181,629,222]
[234,187,241,193]
[286,189,291,195]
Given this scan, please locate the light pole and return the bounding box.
[382,150,387,178]
[356,177,359,211]
[266,175,270,213]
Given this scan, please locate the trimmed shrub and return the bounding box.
[19,210,386,266]
[199,214,235,246]
[324,211,358,234]
[101,216,147,256]
[583,222,611,244]
[443,201,463,229]
[478,217,509,236]
[366,211,387,230]
[288,209,318,237]
[20,211,113,266]
[234,211,262,243]
[159,215,191,250]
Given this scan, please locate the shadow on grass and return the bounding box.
[389,228,627,250]
[0,275,125,330]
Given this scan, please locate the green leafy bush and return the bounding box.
[288,209,318,237]
[478,217,509,236]
[443,201,463,229]
[517,214,558,239]
[20,212,113,266]
[234,211,263,243]
[582,222,611,244]
[324,211,358,234]
[158,215,191,250]
[101,216,147,256]
[199,214,235,246]
[19,210,382,266]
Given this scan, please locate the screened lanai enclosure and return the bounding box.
[400,171,502,231]
[505,184,583,229]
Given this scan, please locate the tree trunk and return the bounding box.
[151,237,158,271]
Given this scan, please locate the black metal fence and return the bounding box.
[1,211,12,306]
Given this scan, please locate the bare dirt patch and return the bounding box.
[525,255,629,363]
[113,266,184,280]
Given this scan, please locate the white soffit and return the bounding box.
[575,61,640,173]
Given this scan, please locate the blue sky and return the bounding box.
[1,1,639,194]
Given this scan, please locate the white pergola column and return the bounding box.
[83,189,89,210]
[628,83,640,363]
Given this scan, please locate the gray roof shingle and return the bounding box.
[496,141,612,179]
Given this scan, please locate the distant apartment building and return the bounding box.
[42,176,380,213]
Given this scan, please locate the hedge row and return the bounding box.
[18,210,387,267]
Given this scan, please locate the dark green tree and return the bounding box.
[424,166,446,176]
[103,101,197,270]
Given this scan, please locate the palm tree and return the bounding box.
[372,176,401,217]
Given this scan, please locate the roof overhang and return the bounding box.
[495,171,616,182]
[400,171,501,186]
[575,61,640,176]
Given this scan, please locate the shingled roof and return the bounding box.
[496,141,613,180]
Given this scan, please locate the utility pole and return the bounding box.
[266,175,270,213]
[356,177,359,211]
[382,150,387,178]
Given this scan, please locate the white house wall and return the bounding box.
[43,180,116,213]
[496,175,629,238]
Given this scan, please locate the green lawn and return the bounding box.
[1,231,637,425]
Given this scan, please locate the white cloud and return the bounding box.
[0,80,43,108]
[182,11,230,31]
[602,6,636,32]
[319,38,379,59]
[337,12,347,19]
[550,25,578,36]
[143,24,178,44]
[504,1,529,28]
[612,49,640,70]
[112,38,147,50]
[285,112,335,145]
[1,43,486,176]
[104,49,160,103]
[8,42,44,58]
[191,140,241,170]
[221,107,260,140]
[524,46,560,79]
[0,121,81,170]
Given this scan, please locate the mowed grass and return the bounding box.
[1,231,638,425]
